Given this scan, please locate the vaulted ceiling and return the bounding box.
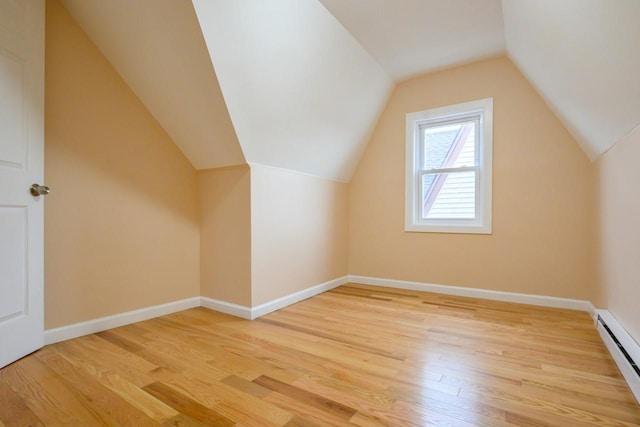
[60,0,245,170]
[60,0,640,181]
[191,0,392,181]
[318,0,506,82]
[502,0,640,160]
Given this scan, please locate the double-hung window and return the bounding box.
[405,98,493,234]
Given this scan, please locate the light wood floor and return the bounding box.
[1,284,639,426]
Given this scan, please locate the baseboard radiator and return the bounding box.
[596,310,640,404]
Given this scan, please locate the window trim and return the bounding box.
[405,98,493,234]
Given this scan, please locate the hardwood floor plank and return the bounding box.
[34,347,157,427]
[223,321,402,378]
[160,414,208,427]
[53,336,165,387]
[258,317,404,361]
[0,356,110,426]
[387,383,509,426]
[390,399,477,426]
[506,411,556,427]
[0,381,44,427]
[283,415,324,427]
[130,334,232,383]
[137,318,277,381]
[48,344,178,423]
[0,283,637,425]
[349,407,426,427]
[347,411,391,427]
[254,375,357,420]
[226,330,380,386]
[95,330,145,353]
[458,386,637,426]
[221,374,272,398]
[261,392,353,427]
[522,379,640,410]
[287,374,395,415]
[142,382,234,426]
[163,373,293,426]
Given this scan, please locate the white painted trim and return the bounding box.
[199,297,252,320]
[405,97,493,234]
[44,297,201,345]
[596,310,640,404]
[44,276,350,343]
[43,275,604,377]
[250,276,349,319]
[348,275,594,313]
[586,301,597,323]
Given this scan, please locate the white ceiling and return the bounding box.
[57,0,640,178]
[60,0,245,170]
[192,0,392,182]
[502,0,640,160]
[319,0,506,82]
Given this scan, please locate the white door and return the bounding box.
[0,0,45,369]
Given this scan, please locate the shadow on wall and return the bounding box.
[43,0,200,329]
[45,0,198,222]
[593,124,640,342]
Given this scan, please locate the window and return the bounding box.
[405,98,493,234]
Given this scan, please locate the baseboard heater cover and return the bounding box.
[596,310,640,404]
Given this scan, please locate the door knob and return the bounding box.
[30,183,51,197]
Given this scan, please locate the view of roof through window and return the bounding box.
[422,121,476,219]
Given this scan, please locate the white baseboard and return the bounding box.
[43,275,597,347]
[250,276,348,319]
[200,297,252,320]
[44,297,201,345]
[44,276,349,343]
[596,310,640,404]
[348,275,596,316]
[200,276,348,320]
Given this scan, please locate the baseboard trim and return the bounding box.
[200,297,252,320]
[596,310,640,404]
[44,276,350,343]
[348,275,596,315]
[44,297,201,345]
[43,275,596,347]
[251,276,349,319]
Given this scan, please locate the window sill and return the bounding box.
[404,222,492,235]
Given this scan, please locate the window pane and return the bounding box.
[423,121,476,170]
[422,171,476,219]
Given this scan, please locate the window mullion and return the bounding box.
[421,165,476,174]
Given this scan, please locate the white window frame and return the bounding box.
[405,98,493,234]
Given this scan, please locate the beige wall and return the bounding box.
[45,0,619,332]
[45,0,200,329]
[251,165,348,306]
[349,57,595,300]
[594,125,640,342]
[198,166,252,306]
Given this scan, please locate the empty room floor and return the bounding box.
[1,284,639,426]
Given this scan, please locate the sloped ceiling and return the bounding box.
[59,0,245,170]
[318,0,506,82]
[58,0,639,176]
[191,0,392,182]
[502,0,640,159]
